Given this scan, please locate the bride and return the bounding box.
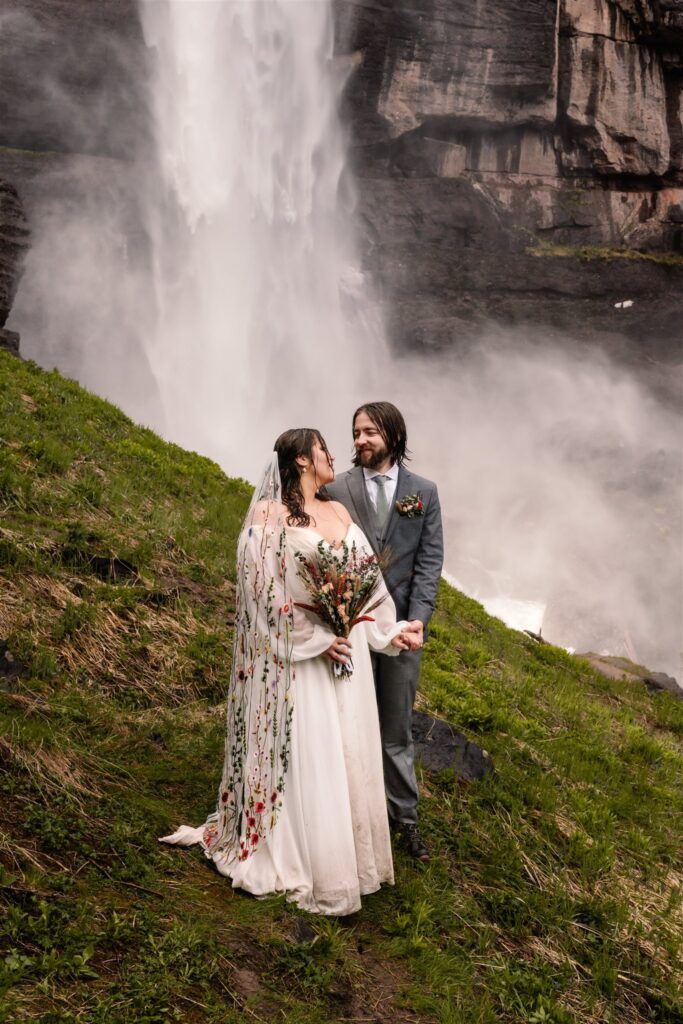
[160,428,421,915]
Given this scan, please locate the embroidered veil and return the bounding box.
[202,452,296,862]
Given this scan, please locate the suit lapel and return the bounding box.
[383,466,414,549]
[345,467,377,547]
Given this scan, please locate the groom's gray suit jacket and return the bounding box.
[327,464,443,823]
[326,465,444,633]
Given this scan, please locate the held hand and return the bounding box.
[325,636,353,665]
[390,632,411,650]
[398,620,424,651]
[408,620,424,645]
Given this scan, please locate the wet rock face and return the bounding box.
[335,0,683,359]
[558,0,672,177]
[335,0,559,140]
[0,0,680,365]
[0,0,149,357]
[337,0,682,182]
[0,0,147,159]
[0,179,29,333]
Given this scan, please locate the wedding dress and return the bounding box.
[160,456,407,916]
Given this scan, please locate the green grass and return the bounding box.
[1,351,681,1023]
[527,244,683,267]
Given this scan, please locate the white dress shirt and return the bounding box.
[363,462,399,513]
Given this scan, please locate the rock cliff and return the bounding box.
[0,0,147,359]
[0,178,29,352]
[0,0,145,159]
[335,0,683,364]
[0,0,680,370]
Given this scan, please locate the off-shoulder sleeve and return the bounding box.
[290,605,336,663]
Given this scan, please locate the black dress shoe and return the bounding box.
[393,821,430,861]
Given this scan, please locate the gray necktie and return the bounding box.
[373,474,391,533]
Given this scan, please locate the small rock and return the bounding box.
[579,653,682,699]
[231,967,263,998]
[643,672,683,698]
[292,918,316,944]
[87,555,138,582]
[581,655,638,681]
[0,643,26,686]
[412,710,493,780]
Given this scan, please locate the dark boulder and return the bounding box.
[412,710,494,781]
[644,671,683,698]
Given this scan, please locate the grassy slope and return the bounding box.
[0,350,681,1024]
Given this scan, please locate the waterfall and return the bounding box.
[137,1,680,679]
[139,0,385,473]
[9,0,675,676]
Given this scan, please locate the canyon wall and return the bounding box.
[0,0,681,372]
[0,0,148,366]
[334,0,683,366]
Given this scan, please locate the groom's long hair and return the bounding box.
[351,402,411,467]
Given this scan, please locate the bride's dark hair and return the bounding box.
[274,428,331,527]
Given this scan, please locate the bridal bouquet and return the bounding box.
[294,540,386,679]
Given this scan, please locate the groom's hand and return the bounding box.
[407,619,424,649]
[400,620,423,651]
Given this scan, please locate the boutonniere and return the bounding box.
[395,493,424,518]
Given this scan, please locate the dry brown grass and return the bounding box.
[2,563,236,705]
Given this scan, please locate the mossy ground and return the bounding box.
[526,245,683,267]
[1,351,681,1023]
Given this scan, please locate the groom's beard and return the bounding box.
[357,445,390,470]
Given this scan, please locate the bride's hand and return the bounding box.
[391,633,411,650]
[326,636,352,664]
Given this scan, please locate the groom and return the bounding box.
[326,402,443,860]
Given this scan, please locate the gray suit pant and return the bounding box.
[371,648,422,824]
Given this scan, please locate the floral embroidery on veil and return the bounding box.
[204,455,295,861]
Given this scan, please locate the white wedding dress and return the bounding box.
[161,520,407,916]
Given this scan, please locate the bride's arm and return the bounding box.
[290,603,338,663]
[362,576,411,656]
[240,522,337,664]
